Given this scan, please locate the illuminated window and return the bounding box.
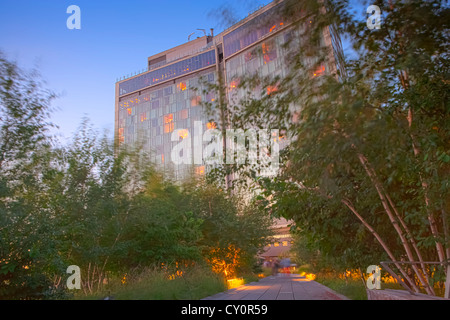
[177,82,187,91]
[127,108,132,115]
[274,242,279,247]
[140,112,147,122]
[195,166,205,175]
[164,114,174,133]
[282,241,288,247]
[229,78,240,91]
[206,92,216,102]
[161,154,164,164]
[118,128,124,144]
[178,129,189,140]
[164,114,173,123]
[190,96,201,107]
[164,122,174,133]
[262,41,277,64]
[267,84,278,96]
[272,130,286,143]
[313,65,326,77]
[206,122,217,130]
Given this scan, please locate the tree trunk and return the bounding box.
[356,152,434,294]
[341,198,419,292]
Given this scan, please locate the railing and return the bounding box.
[380,260,450,299]
[117,41,215,83]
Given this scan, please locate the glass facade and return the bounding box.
[116,1,343,181]
[225,31,289,105]
[119,50,216,96]
[118,69,217,180]
[223,4,284,58]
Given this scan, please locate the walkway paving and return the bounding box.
[202,274,349,300]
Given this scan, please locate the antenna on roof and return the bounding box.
[197,29,206,37]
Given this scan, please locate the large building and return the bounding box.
[114,0,343,181]
[115,0,344,261]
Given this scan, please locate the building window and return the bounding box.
[178,129,189,140]
[229,78,240,91]
[164,114,174,133]
[206,91,215,102]
[313,64,326,77]
[177,82,187,92]
[164,86,173,96]
[206,122,217,130]
[190,96,201,107]
[180,109,188,119]
[266,84,278,96]
[118,128,124,144]
[262,40,277,64]
[195,166,205,175]
[245,49,257,62]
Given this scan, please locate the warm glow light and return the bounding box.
[267,85,278,95]
[299,272,317,281]
[178,129,189,139]
[227,278,244,289]
[313,65,326,77]
[208,245,241,279]
[206,122,217,130]
[164,114,173,123]
[164,114,174,133]
[195,165,205,175]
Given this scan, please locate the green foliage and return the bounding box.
[78,265,227,300]
[0,54,272,298]
[208,0,449,291]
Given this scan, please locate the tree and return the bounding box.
[211,0,449,294]
[0,52,60,299]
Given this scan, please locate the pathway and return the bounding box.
[202,274,349,300]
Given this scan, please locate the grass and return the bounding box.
[293,264,368,300]
[315,273,368,300]
[74,266,227,300]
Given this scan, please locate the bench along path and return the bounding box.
[202,274,349,300]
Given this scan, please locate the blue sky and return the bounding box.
[0,0,368,144]
[0,0,271,143]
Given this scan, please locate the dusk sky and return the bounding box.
[0,0,365,144]
[0,0,272,143]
